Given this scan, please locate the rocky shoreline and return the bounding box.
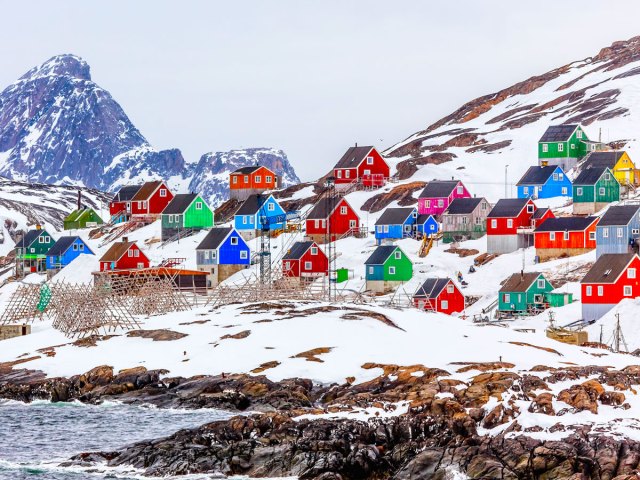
[4,361,640,478]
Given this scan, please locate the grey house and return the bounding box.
[441,197,491,242]
[595,204,640,259]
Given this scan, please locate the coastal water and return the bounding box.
[0,399,238,479]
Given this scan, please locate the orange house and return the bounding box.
[229,166,279,201]
[534,216,599,261]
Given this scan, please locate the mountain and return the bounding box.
[188,148,301,207]
[383,36,640,202]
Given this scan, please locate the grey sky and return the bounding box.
[1,1,640,181]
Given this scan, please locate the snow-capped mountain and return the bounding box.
[383,36,640,202]
[188,148,300,206]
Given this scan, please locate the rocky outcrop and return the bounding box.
[360,181,426,213]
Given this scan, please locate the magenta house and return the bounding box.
[417,180,471,216]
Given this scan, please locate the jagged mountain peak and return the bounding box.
[18,54,91,82]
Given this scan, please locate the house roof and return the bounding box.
[15,229,46,248]
[516,166,560,186]
[499,272,544,293]
[584,151,625,170]
[532,207,551,220]
[365,245,400,265]
[445,197,484,215]
[582,253,637,284]
[47,236,88,256]
[113,185,142,202]
[413,278,451,299]
[416,214,435,224]
[231,166,262,175]
[573,166,608,185]
[196,227,232,250]
[131,180,163,201]
[236,194,276,216]
[375,207,415,226]
[487,198,530,218]
[419,180,460,199]
[65,208,96,223]
[283,241,315,260]
[539,124,579,142]
[99,240,137,263]
[334,146,374,169]
[306,197,348,220]
[598,205,640,227]
[535,216,598,232]
[162,194,198,215]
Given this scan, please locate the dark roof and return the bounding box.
[15,229,50,248]
[196,227,232,250]
[419,180,460,199]
[99,240,136,262]
[413,278,451,299]
[584,151,625,170]
[131,180,163,201]
[535,216,598,232]
[231,166,261,175]
[516,166,559,186]
[47,236,82,256]
[582,253,637,284]
[306,196,347,220]
[283,241,314,260]
[487,198,530,218]
[162,193,198,214]
[236,194,274,216]
[539,124,579,142]
[598,205,640,227]
[113,185,142,202]
[573,166,608,185]
[334,146,374,169]
[532,207,550,219]
[365,245,399,265]
[499,272,544,293]
[416,214,435,224]
[445,197,484,215]
[375,207,415,226]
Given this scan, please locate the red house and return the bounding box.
[109,185,142,220]
[282,241,328,280]
[130,180,174,218]
[413,278,465,315]
[487,198,550,254]
[229,165,279,201]
[332,145,390,188]
[99,238,150,271]
[534,216,599,261]
[531,207,555,228]
[305,197,361,244]
[581,253,640,321]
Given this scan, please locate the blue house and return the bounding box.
[516,165,572,199]
[45,236,94,270]
[415,214,439,237]
[595,205,640,259]
[234,194,286,241]
[374,207,417,244]
[196,227,250,286]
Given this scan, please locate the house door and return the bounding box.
[349,220,357,229]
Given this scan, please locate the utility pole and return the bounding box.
[504,164,509,198]
[612,313,628,353]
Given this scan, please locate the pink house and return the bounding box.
[418,180,471,216]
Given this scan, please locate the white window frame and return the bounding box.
[549,232,555,241]
[629,268,636,279]
[383,225,389,233]
[368,266,374,275]
[196,202,203,210]
[598,285,604,296]
[438,199,444,207]
[311,246,318,255]
[504,293,510,303]
[562,187,567,195]
[599,187,606,196]
[589,231,596,241]
[537,279,545,289]
[553,173,558,181]
[558,143,564,152]
[345,170,350,178]
[633,229,640,235]
[73,244,78,251]
[337,170,342,179]
[340,206,347,215]
[624,285,633,296]
[366,156,374,165]
[134,249,139,258]
[304,261,312,270]
[523,187,529,194]
[204,250,210,259]
[542,144,548,153]
[577,130,583,139]
[160,189,167,197]
[457,186,463,195]
[507,219,513,228]
[394,251,401,259]
[240,250,248,259]
[446,284,454,294]
[255,176,262,183]
[491,219,497,228]
[267,203,275,211]
[388,266,396,275]
[586,286,592,296]
[284,261,290,269]
[266,176,272,183]
[231,236,239,245]
[577,187,583,196]
[618,227,624,238]
[603,228,609,238]
[441,300,449,310]
[244,175,249,183]
[527,204,534,213]
[232,176,238,184]
[564,231,570,241]
[605,173,611,181]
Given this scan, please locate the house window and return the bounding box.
[629,268,636,279]
[527,204,534,213]
[624,285,633,296]
[598,286,604,296]
[73,244,78,251]
[244,175,249,183]
[542,144,548,153]
[559,173,564,181]
[337,170,342,179]
[196,202,203,210]
[438,199,444,207]
[603,228,609,238]
[503,293,510,303]
[441,300,449,310]
[137,263,145,269]
[523,187,529,194]
[267,203,275,211]
[389,266,396,275]
[204,250,210,259]
[160,189,167,197]
[537,279,545,289]
[377,226,383,233]
[266,176,272,183]
[577,130,582,139]
[491,219,497,228]
[605,173,611,181]
[586,286,592,296]
[311,246,318,255]
[577,187,583,196]
[231,237,239,245]
[425,200,431,208]
[232,176,238,184]
[553,173,558,181]
[457,186,463,194]
[341,206,347,215]
[128,250,133,257]
[394,251,401,259]
[633,229,640,235]
[315,219,321,228]
[367,156,374,165]
[212,250,217,259]
[549,232,556,241]
[368,266,374,274]
[589,231,596,241]
[240,250,248,259]
[558,144,564,152]
[349,220,357,228]
[134,249,139,257]
[285,261,290,269]
[255,176,261,183]
[571,144,575,150]
[79,244,84,251]
[618,228,624,238]
[304,261,312,270]
[345,170,350,178]
[30,248,35,253]
[562,187,567,195]
[383,225,389,233]
[507,219,513,228]
[564,231,570,241]
[446,284,454,294]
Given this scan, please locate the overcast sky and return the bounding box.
[1,1,640,181]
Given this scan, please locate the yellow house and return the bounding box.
[583,151,636,185]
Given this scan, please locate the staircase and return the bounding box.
[161,228,197,247]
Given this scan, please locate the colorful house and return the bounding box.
[374,207,417,244]
[305,197,361,244]
[63,207,103,230]
[498,272,554,315]
[45,236,94,270]
[229,165,279,201]
[532,208,556,229]
[196,227,250,287]
[161,193,214,241]
[130,180,174,218]
[441,197,491,242]
[581,253,640,321]
[516,165,572,199]
[234,194,286,241]
[417,180,471,216]
[282,241,328,281]
[99,238,150,272]
[413,278,464,315]
[415,214,439,237]
[332,145,390,188]
[109,185,142,223]
[583,151,636,186]
[595,205,640,259]
[538,124,598,172]
[14,226,56,275]
[364,245,413,293]
[534,216,599,262]
[572,166,620,215]
[486,198,543,254]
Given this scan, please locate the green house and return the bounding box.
[161,193,214,241]
[14,227,56,276]
[365,245,413,293]
[538,124,602,172]
[572,166,620,215]
[498,272,553,315]
[63,207,104,230]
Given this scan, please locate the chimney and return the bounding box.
[122,237,128,243]
[520,270,524,280]
[36,224,42,230]
[355,142,358,147]
[77,190,82,210]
